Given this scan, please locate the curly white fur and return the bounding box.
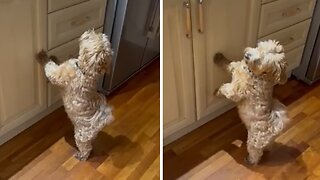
[43,29,114,160]
[216,40,290,165]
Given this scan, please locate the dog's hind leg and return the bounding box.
[73,126,94,161]
[74,138,93,161]
[246,144,263,165]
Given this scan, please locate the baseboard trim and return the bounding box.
[0,101,63,146]
[164,103,235,146]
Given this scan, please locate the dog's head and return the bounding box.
[78,29,113,76]
[243,40,287,84]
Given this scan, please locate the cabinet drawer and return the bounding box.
[48,0,107,49]
[259,19,311,52]
[48,0,88,13]
[286,45,304,71]
[48,27,103,63]
[262,0,277,4]
[259,0,316,37]
[47,27,103,107]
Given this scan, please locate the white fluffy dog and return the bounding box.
[215,40,290,165]
[37,29,114,160]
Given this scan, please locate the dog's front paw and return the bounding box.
[214,88,222,97]
[36,50,49,66]
[214,52,225,62]
[214,52,231,70]
[49,55,60,65]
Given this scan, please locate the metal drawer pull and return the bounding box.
[198,0,204,33]
[184,1,192,38]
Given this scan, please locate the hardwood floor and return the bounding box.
[0,60,159,180]
[164,77,320,180]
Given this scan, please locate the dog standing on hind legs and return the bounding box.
[214,40,290,165]
[37,29,114,160]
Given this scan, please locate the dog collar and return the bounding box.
[75,61,86,75]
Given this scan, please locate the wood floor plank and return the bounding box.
[140,155,160,180]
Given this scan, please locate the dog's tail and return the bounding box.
[271,99,290,133]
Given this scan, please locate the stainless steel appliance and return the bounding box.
[293,0,320,84]
[100,0,160,94]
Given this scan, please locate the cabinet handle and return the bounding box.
[71,16,91,27]
[282,7,301,17]
[184,1,192,38]
[198,0,204,33]
[281,37,294,45]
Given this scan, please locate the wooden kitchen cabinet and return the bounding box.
[191,0,258,121]
[0,0,161,149]
[0,0,108,145]
[163,0,196,140]
[164,0,315,144]
[0,0,47,143]
[164,0,259,144]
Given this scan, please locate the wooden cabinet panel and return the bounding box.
[0,0,46,134]
[48,0,88,13]
[286,45,305,71]
[48,0,107,49]
[259,0,316,37]
[163,0,196,138]
[259,19,311,52]
[262,0,278,4]
[191,0,258,121]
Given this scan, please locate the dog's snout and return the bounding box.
[244,53,251,60]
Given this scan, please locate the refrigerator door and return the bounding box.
[141,38,160,66]
[306,29,320,81]
[141,0,160,66]
[103,0,157,92]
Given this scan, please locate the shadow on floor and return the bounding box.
[224,141,308,179]
[64,130,143,168]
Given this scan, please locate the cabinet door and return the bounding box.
[191,0,259,120]
[0,0,46,135]
[164,0,196,139]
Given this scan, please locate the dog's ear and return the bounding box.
[79,29,95,41]
[279,69,287,84]
[98,35,113,74]
[95,49,113,74]
[272,52,287,84]
[275,43,284,53]
[277,59,288,84]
